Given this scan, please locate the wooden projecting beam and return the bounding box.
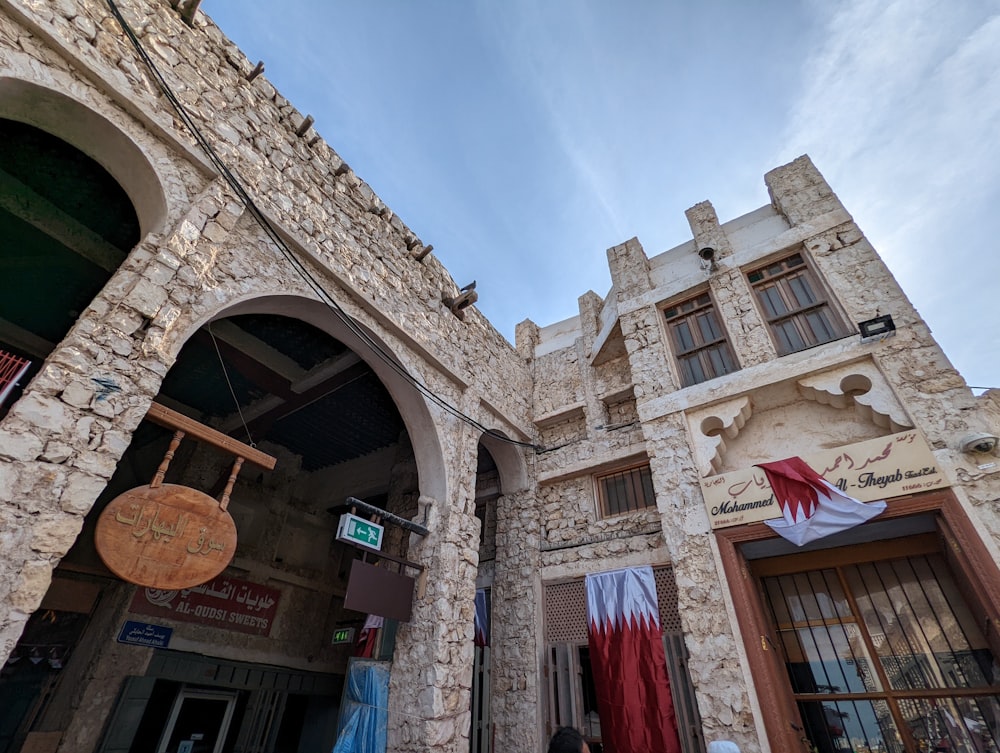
[145,401,276,470]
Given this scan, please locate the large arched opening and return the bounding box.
[0,116,141,419]
[1,290,454,753]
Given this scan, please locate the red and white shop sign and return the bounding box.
[129,576,281,637]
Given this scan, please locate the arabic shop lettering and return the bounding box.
[173,580,277,611]
[133,577,281,636]
[711,495,775,516]
[114,504,225,554]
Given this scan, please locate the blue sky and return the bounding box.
[206,0,999,391]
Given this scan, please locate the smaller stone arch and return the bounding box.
[0,77,168,238]
[478,430,530,496]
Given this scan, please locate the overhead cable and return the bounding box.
[104,0,540,452]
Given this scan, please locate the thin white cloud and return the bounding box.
[480,0,631,241]
[778,0,1000,386]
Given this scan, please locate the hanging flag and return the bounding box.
[473,589,490,647]
[756,456,887,546]
[354,614,383,658]
[586,566,681,753]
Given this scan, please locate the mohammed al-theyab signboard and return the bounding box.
[701,430,947,530]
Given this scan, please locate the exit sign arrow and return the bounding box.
[336,512,384,551]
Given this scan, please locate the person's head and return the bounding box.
[548,726,590,753]
[707,742,741,753]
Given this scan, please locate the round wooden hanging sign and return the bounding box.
[95,484,238,590]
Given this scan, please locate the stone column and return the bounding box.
[0,179,246,662]
[686,200,776,367]
[606,237,679,401]
[386,421,482,753]
[606,237,759,750]
[644,419,759,751]
[489,488,542,751]
[764,155,847,227]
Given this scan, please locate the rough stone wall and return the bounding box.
[0,3,536,753]
[538,477,661,547]
[489,488,542,752]
[387,421,483,752]
[533,348,585,419]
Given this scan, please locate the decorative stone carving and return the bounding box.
[797,361,912,433]
[686,397,753,476]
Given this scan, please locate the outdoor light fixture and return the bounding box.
[698,247,718,273]
[858,314,896,343]
[959,433,999,454]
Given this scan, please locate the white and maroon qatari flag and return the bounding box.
[354,614,383,658]
[757,456,887,546]
[586,566,681,753]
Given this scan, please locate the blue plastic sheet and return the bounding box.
[332,659,390,753]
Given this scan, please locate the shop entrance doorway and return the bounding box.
[157,689,237,753]
[753,534,1000,752]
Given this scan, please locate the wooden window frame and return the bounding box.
[714,491,1000,752]
[594,462,656,518]
[662,291,739,387]
[746,252,849,356]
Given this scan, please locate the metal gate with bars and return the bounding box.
[755,536,1000,753]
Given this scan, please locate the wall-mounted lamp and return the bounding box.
[858,314,896,343]
[959,432,999,454]
[698,247,718,273]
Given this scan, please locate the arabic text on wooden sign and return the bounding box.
[95,484,237,590]
[700,431,946,530]
[129,576,281,637]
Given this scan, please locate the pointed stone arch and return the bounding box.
[478,429,530,496]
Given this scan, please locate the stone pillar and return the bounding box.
[685,200,735,264]
[386,422,482,753]
[606,238,760,750]
[765,155,847,227]
[686,200,776,367]
[515,319,540,361]
[0,179,246,663]
[606,237,679,401]
[489,488,542,751]
[644,419,759,751]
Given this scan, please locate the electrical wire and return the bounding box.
[104,0,541,452]
[207,324,255,447]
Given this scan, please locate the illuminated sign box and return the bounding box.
[332,627,356,645]
[337,513,385,551]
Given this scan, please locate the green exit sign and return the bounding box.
[336,513,384,551]
[332,627,356,645]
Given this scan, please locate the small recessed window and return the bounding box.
[663,292,739,387]
[747,253,848,355]
[596,464,655,518]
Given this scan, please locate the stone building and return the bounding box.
[0,1,997,753]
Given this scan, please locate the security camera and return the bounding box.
[959,432,999,454]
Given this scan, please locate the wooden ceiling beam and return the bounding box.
[0,168,126,272]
